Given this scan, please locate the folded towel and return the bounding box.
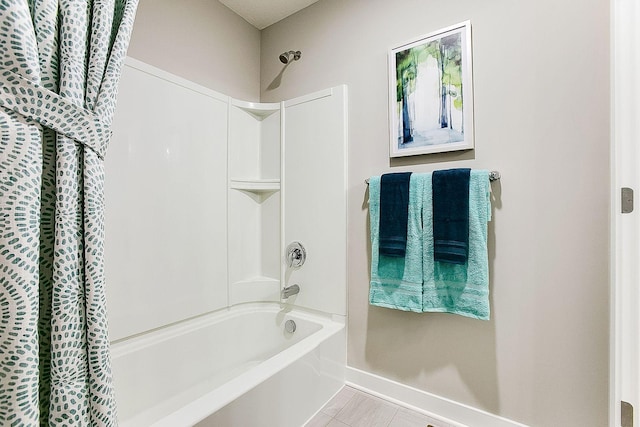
[432,168,471,264]
[379,172,413,257]
[423,170,492,320]
[369,174,425,312]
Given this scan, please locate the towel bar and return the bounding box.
[364,170,501,185]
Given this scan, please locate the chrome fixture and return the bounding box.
[282,284,300,299]
[365,170,502,185]
[279,50,301,64]
[488,170,501,181]
[284,319,297,333]
[286,242,306,269]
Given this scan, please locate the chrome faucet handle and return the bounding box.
[288,248,301,265]
[286,242,306,268]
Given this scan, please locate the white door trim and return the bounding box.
[611,0,640,426]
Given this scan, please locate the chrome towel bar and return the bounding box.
[365,170,500,185]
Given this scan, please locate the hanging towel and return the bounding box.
[423,170,492,320]
[432,168,471,264]
[379,172,413,257]
[369,174,425,312]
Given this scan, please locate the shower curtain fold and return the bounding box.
[0,1,138,425]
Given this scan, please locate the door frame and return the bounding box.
[611,0,639,426]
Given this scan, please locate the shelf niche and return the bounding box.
[228,100,281,305]
[229,178,280,193]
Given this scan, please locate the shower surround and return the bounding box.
[105,58,348,425]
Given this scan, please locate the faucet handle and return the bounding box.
[286,242,306,268]
[288,248,301,264]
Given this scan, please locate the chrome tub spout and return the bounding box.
[282,284,300,299]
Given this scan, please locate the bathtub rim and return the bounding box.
[110,301,343,357]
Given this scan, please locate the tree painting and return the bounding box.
[395,29,465,149]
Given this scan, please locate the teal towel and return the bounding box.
[369,174,425,312]
[422,170,492,320]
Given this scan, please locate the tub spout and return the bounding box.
[282,284,300,299]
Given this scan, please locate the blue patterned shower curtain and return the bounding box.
[0,0,138,424]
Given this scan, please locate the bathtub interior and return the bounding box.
[195,322,346,427]
[112,304,343,426]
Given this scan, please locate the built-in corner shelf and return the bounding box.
[228,97,281,306]
[232,276,280,287]
[231,99,280,121]
[229,178,280,193]
[230,276,281,305]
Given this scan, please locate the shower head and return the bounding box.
[279,50,301,64]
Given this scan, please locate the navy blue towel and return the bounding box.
[432,168,471,264]
[379,172,412,257]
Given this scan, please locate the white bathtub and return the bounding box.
[111,303,346,427]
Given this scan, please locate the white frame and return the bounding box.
[388,21,474,158]
[611,0,640,426]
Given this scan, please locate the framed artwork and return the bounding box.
[389,21,474,157]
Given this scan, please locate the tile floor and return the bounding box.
[304,386,452,427]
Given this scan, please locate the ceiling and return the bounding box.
[218,0,321,30]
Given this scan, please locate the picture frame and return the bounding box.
[389,21,474,157]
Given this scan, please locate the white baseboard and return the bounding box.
[345,367,528,427]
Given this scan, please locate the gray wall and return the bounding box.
[128,0,260,101]
[125,1,610,425]
[261,1,610,426]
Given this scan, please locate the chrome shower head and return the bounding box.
[279,52,290,64]
[279,50,301,64]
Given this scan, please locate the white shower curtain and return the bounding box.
[0,0,138,424]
